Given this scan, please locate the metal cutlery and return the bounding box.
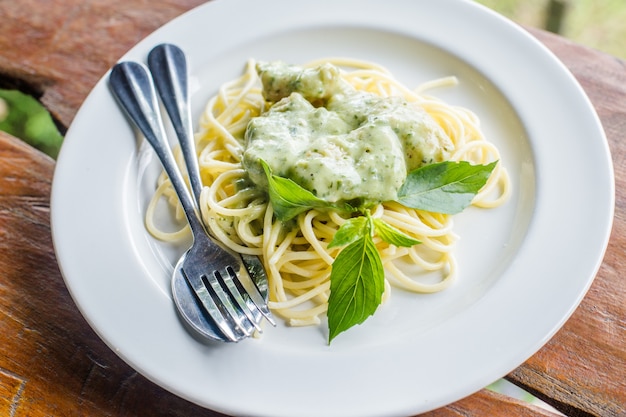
[109,47,274,342]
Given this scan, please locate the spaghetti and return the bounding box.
[146,58,511,327]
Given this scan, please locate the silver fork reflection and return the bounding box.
[109,57,274,342]
[147,43,275,334]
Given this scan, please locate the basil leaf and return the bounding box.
[397,160,497,214]
[327,231,385,343]
[328,216,369,249]
[260,159,332,222]
[373,218,421,247]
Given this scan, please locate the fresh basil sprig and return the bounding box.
[326,214,384,342]
[372,218,421,248]
[326,212,421,342]
[260,159,334,221]
[259,158,497,343]
[397,160,497,214]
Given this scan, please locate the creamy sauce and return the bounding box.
[243,61,453,204]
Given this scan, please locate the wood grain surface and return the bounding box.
[507,28,626,417]
[0,1,624,416]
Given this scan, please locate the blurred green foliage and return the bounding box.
[0,0,623,162]
[476,0,626,59]
[0,89,63,159]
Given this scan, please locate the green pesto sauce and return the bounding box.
[243,61,453,204]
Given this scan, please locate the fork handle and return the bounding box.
[109,61,205,237]
[147,44,204,210]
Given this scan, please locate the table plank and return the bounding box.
[0,130,225,416]
[0,0,206,130]
[506,29,626,417]
[426,389,561,417]
[0,130,557,417]
[0,2,623,416]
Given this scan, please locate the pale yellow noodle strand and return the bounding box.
[269,281,331,310]
[145,179,189,241]
[384,256,457,293]
[298,210,336,266]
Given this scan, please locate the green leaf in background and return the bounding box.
[327,218,385,343]
[396,160,497,214]
[0,89,63,159]
[373,218,421,247]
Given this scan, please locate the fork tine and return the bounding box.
[180,268,245,342]
[202,271,256,337]
[221,267,264,332]
[235,260,276,326]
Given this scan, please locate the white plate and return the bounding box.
[51,0,614,416]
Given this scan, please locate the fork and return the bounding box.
[109,59,274,342]
[146,43,276,338]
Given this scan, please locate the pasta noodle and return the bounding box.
[146,58,511,327]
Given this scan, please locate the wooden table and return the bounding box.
[0,1,624,416]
